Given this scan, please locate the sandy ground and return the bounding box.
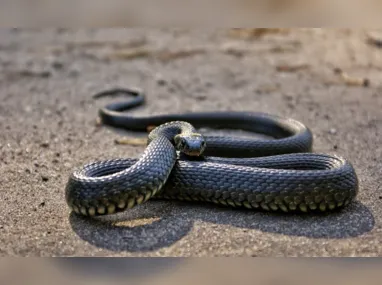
[0,28,381,257]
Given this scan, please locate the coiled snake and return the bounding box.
[65,88,358,217]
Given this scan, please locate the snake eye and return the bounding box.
[178,139,186,148]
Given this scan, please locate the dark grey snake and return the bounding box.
[65,88,358,217]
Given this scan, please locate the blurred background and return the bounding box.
[2,258,382,285]
[1,1,382,25]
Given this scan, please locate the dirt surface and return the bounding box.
[0,28,381,257]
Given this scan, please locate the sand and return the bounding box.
[0,28,381,256]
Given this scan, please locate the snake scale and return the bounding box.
[65,88,358,217]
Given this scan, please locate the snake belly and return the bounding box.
[65,89,359,217]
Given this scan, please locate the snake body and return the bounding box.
[65,88,358,217]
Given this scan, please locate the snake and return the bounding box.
[65,88,359,217]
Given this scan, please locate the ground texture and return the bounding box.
[0,28,381,256]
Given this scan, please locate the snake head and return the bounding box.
[174,133,206,156]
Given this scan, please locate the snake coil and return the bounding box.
[65,88,358,217]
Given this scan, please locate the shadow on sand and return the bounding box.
[69,200,374,253]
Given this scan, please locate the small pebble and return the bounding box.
[329,128,337,135]
[333,145,338,150]
[40,142,50,148]
[51,61,64,70]
[41,175,49,182]
[157,78,167,86]
[39,202,45,207]
[194,94,207,101]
